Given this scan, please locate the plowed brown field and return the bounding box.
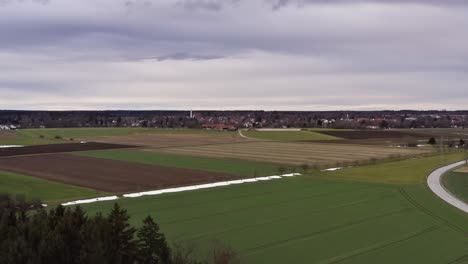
[0,154,239,192]
[0,142,134,157]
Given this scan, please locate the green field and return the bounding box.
[1,128,236,146]
[443,171,468,203]
[74,149,280,177]
[79,153,468,263]
[0,130,62,146]
[19,127,220,139]
[321,152,466,185]
[0,170,102,204]
[243,130,341,141]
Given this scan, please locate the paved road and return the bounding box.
[427,160,468,213]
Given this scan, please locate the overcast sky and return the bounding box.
[0,0,467,110]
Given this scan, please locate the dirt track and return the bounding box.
[0,142,134,157]
[0,154,239,192]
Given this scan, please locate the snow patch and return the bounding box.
[321,167,342,172]
[0,145,24,148]
[62,196,119,206]
[122,173,300,199]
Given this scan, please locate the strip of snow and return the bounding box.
[0,145,24,148]
[427,160,468,214]
[122,173,299,199]
[62,173,301,205]
[62,195,119,206]
[321,167,342,172]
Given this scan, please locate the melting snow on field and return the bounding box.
[62,196,119,206]
[0,145,24,148]
[62,173,302,206]
[321,167,343,172]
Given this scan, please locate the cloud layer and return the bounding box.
[0,0,467,110]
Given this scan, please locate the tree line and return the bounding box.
[0,195,239,264]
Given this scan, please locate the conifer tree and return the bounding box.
[137,216,170,264]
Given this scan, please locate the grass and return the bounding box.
[1,128,236,146]
[79,153,468,263]
[243,130,341,141]
[0,170,102,204]
[443,171,468,203]
[74,149,280,177]
[18,128,215,140]
[320,152,466,185]
[0,130,63,146]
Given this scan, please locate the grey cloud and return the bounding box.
[267,0,468,9]
[175,0,240,11]
[0,0,49,6]
[155,52,223,61]
[0,0,467,110]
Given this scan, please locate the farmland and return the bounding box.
[0,127,466,263]
[0,154,240,193]
[151,141,427,166]
[80,153,468,263]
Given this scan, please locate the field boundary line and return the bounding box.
[426,160,468,214]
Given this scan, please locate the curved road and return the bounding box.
[427,160,468,213]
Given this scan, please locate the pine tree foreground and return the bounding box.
[0,196,240,264]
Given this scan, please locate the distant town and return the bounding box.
[0,110,467,130]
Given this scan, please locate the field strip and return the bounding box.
[162,186,377,226]
[316,225,440,264]
[426,160,468,214]
[61,173,302,206]
[176,194,397,242]
[146,181,341,214]
[155,146,400,159]
[158,144,419,157]
[161,144,408,157]
[243,207,414,256]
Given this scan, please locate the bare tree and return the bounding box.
[277,167,286,175]
[300,163,310,174]
[211,241,241,264]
